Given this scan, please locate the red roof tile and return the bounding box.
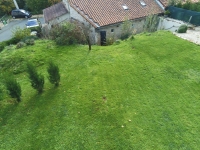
[69,0,163,27]
[43,2,68,23]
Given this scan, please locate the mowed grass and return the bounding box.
[0,31,200,149]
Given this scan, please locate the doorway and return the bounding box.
[100,31,106,46]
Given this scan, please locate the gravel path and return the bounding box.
[173,27,200,45]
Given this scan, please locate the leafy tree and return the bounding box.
[78,22,92,50]
[27,62,44,93]
[4,75,21,102]
[16,0,26,9]
[47,61,60,87]
[25,0,61,14]
[0,0,15,14]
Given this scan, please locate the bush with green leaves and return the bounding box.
[0,84,4,101]
[16,42,26,49]
[27,63,44,93]
[4,75,21,102]
[177,24,188,33]
[50,22,86,45]
[21,35,38,42]
[12,27,31,42]
[121,18,133,40]
[0,42,5,52]
[175,1,200,12]
[47,61,60,87]
[143,14,159,33]
[5,37,19,45]
[25,39,35,45]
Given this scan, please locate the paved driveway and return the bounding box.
[0,17,44,42]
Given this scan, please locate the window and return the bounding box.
[140,1,146,6]
[122,5,128,10]
[111,29,114,32]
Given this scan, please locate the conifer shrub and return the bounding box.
[27,62,44,93]
[47,61,60,87]
[177,24,188,33]
[4,76,21,102]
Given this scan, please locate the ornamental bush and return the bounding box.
[47,61,60,87]
[177,24,188,33]
[4,76,21,102]
[50,22,86,45]
[27,62,44,93]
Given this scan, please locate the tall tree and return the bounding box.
[0,0,15,14]
[25,0,61,14]
[48,0,61,5]
[16,0,25,9]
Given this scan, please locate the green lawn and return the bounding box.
[0,31,200,149]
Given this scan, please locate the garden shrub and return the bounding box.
[0,42,5,52]
[0,85,4,101]
[5,45,15,51]
[114,40,121,45]
[27,62,44,93]
[12,27,31,42]
[50,22,86,45]
[4,75,21,102]
[177,24,188,33]
[25,39,35,45]
[5,37,19,45]
[174,1,200,12]
[21,35,38,42]
[121,18,133,40]
[47,61,60,87]
[106,36,115,46]
[16,42,26,49]
[144,14,159,33]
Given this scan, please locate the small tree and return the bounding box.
[47,61,60,87]
[27,62,44,93]
[80,23,92,50]
[143,14,159,32]
[121,17,133,40]
[4,76,21,102]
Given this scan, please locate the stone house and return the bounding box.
[43,2,70,28]
[44,0,164,45]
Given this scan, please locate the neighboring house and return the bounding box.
[44,0,164,45]
[157,0,168,8]
[43,2,70,29]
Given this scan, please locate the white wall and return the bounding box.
[96,19,145,44]
[47,13,70,29]
[158,17,185,32]
[62,0,148,44]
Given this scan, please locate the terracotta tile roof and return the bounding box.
[43,2,68,23]
[69,0,164,28]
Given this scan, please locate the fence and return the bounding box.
[0,14,9,26]
[167,6,200,26]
